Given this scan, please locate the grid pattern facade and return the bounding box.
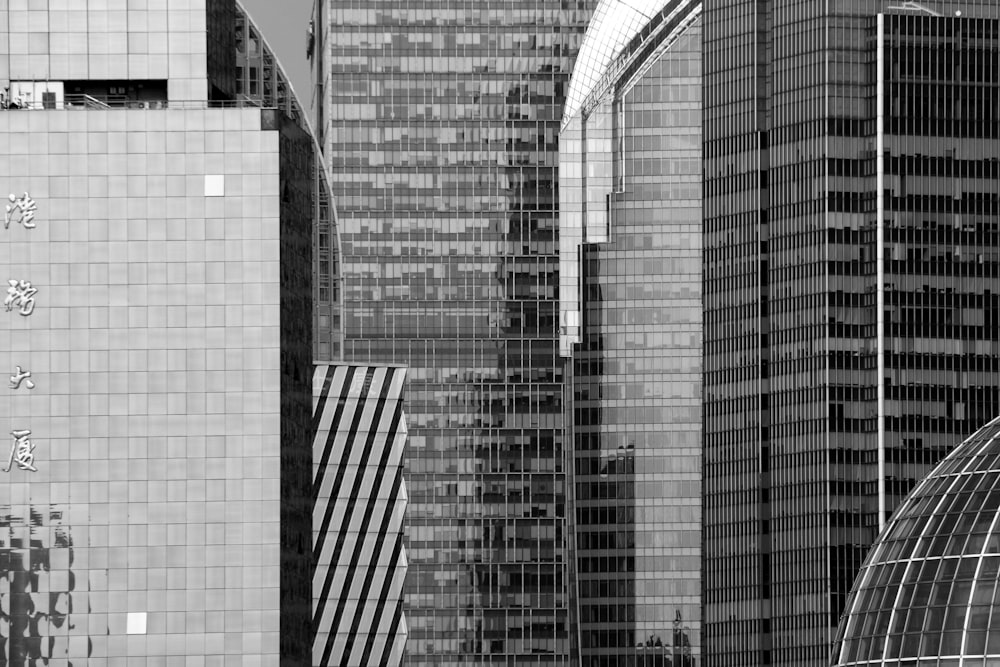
[876,12,1000,507]
[832,416,1000,666]
[703,4,1000,666]
[558,0,700,356]
[0,1,344,663]
[1,0,214,102]
[312,364,408,667]
[702,0,771,661]
[560,0,687,129]
[0,105,313,664]
[317,1,593,663]
[560,9,701,665]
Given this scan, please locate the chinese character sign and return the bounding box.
[5,429,37,473]
[5,279,36,315]
[5,190,41,472]
[5,192,36,229]
[9,366,34,390]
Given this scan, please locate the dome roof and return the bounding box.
[832,415,1000,665]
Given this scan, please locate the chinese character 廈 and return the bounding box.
[4,430,36,473]
[5,279,36,316]
[5,192,36,229]
[9,366,34,390]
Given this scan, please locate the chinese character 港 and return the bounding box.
[9,366,34,390]
[4,430,37,473]
[5,192,36,229]
[5,280,36,316]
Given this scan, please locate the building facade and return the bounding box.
[0,1,400,664]
[313,0,593,663]
[559,0,702,663]
[312,363,409,667]
[0,37,312,667]
[703,4,1000,665]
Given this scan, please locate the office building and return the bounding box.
[559,0,701,663]
[313,0,593,663]
[704,5,1000,665]
[0,1,407,664]
[832,414,1000,666]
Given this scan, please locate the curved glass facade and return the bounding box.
[234,2,342,362]
[832,415,1000,666]
[560,5,702,664]
[561,0,696,128]
[559,0,701,356]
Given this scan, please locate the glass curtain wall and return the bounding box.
[319,1,592,663]
[702,0,771,662]
[704,3,1000,666]
[565,19,703,665]
[559,2,702,663]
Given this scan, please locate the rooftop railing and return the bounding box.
[1,95,278,111]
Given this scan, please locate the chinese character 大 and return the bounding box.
[9,366,34,390]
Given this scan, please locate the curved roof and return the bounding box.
[562,0,697,128]
[235,0,310,133]
[236,0,344,360]
[832,415,1000,665]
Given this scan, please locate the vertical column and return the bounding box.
[875,12,886,531]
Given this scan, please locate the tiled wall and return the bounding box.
[0,0,212,101]
[0,106,294,665]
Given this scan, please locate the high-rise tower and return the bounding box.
[0,1,410,664]
[703,3,1000,665]
[0,1,321,661]
[559,0,703,662]
[313,0,593,663]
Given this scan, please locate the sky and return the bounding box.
[240,0,314,111]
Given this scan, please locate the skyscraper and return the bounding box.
[703,3,1000,665]
[313,1,593,663]
[0,1,409,664]
[0,0,315,660]
[559,0,702,662]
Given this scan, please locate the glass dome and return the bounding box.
[832,415,1000,666]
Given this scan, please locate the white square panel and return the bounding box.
[126,611,147,635]
[204,174,224,197]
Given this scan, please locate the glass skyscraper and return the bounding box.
[559,0,702,663]
[314,1,593,663]
[704,3,1000,665]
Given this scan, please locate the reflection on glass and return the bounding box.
[320,0,593,662]
[0,504,82,662]
[560,6,703,663]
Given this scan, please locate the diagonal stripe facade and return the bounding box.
[312,364,409,667]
